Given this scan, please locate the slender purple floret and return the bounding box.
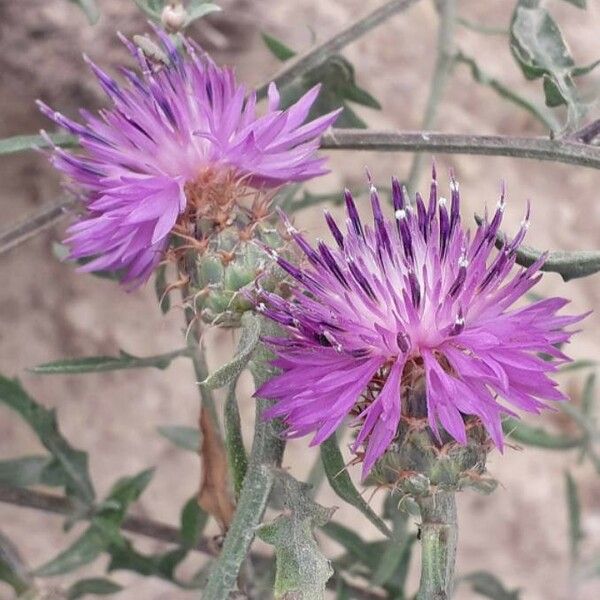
[38,29,340,286]
[255,171,585,477]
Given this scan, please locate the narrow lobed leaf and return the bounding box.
[66,577,123,599]
[157,425,201,452]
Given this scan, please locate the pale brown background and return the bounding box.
[1,1,600,598]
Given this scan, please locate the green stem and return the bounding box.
[255,0,421,98]
[406,0,457,193]
[415,491,458,600]
[202,319,286,599]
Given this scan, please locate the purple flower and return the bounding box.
[256,170,584,477]
[38,29,340,286]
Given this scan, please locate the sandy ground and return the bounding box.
[2,1,600,599]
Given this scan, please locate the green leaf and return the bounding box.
[322,521,373,566]
[565,470,584,561]
[154,264,171,314]
[68,0,100,24]
[0,376,95,504]
[31,348,189,375]
[202,312,261,389]
[561,0,586,8]
[0,133,78,156]
[560,360,598,373]
[35,525,111,577]
[224,375,248,498]
[107,540,187,583]
[0,531,30,594]
[510,5,586,129]
[180,497,208,549]
[258,472,334,600]
[462,571,521,600]
[581,372,596,416]
[572,58,600,77]
[263,34,380,128]
[67,578,123,599]
[262,32,296,61]
[321,434,391,537]
[102,469,154,522]
[185,1,222,26]
[132,0,161,19]
[0,456,53,488]
[455,51,556,130]
[502,417,582,450]
[157,425,200,452]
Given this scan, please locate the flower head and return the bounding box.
[256,170,584,477]
[38,29,340,286]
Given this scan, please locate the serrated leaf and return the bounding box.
[502,417,582,449]
[157,425,200,452]
[565,471,583,561]
[68,0,100,24]
[66,578,122,599]
[262,32,296,61]
[180,497,208,549]
[0,133,78,156]
[202,312,261,389]
[462,571,521,600]
[510,6,585,129]
[0,376,95,504]
[258,472,334,600]
[31,348,188,375]
[185,1,221,26]
[321,434,391,537]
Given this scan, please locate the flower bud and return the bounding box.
[161,2,188,33]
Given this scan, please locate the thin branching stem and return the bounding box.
[255,0,422,98]
[406,0,457,193]
[320,129,600,169]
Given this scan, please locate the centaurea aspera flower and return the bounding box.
[256,171,583,477]
[38,30,340,286]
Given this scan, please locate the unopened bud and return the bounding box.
[161,2,187,33]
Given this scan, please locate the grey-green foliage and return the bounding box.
[0,376,95,504]
[510,2,600,131]
[262,33,381,128]
[461,571,521,600]
[258,472,335,600]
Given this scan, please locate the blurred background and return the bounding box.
[1,0,600,598]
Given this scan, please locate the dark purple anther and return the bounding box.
[415,192,428,240]
[408,270,421,309]
[439,198,450,259]
[396,331,410,353]
[324,210,345,249]
[370,186,392,257]
[347,259,376,300]
[449,309,465,336]
[318,242,349,288]
[450,174,460,232]
[345,189,364,238]
[448,257,468,297]
[391,177,405,213]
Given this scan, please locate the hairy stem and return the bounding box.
[255,0,422,97]
[406,0,456,193]
[202,319,286,599]
[415,492,458,600]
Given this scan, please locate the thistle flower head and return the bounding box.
[256,170,584,477]
[38,29,340,286]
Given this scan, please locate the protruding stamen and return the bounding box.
[415,193,427,239]
[450,311,465,336]
[324,210,344,248]
[408,271,421,309]
[396,331,410,353]
[347,259,376,300]
[344,189,364,238]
